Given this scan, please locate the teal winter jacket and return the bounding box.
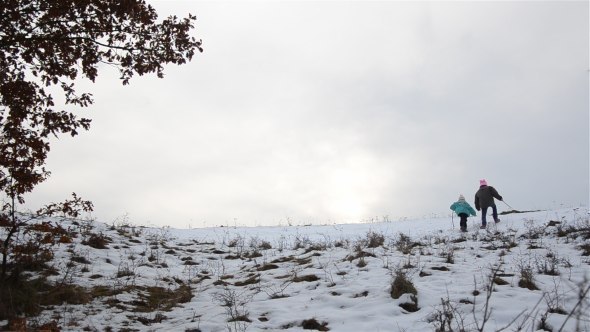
[450,201,477,217]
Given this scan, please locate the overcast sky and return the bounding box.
[24,1,589,228]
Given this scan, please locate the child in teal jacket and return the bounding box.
[450,194,477,232]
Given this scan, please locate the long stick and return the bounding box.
[451,213,454,229]
[501,200,513,210]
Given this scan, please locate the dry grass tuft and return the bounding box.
[301,318,330,331]
[132,285,193,312]
[293,274,320,283]
[390,269,417,299]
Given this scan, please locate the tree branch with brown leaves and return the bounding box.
[0,0,202,284]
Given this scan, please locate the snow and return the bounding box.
[3,207,589,331]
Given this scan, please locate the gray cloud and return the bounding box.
[23,1,589,227]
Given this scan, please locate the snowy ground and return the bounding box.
[3,207,589,331]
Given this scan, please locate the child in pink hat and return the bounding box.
[474,179,503,229]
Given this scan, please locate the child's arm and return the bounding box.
[450,202,457,211]
[469,205,477,216]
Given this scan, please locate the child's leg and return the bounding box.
[459,213,468,231]
[481,206,488,227]
[491,204,499,222]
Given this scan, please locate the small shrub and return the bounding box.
[334,240,347,248]
[518,266,539,290]
[356,257,367,268]
[136,313,167,325]
[390,269,417,299]
[302,318,329,331]
[82,232,110,249]
[213,287,252,328]
[303,241,329,253]
[228,236,244,248]
[493,277,509,285]
[44,284,89,306]
[419,270,432,277]
[257,264,279,271]
[293,274,320,283]
[403,256,415,269]
[90,285,119,298]
[228,315,251,323]
[345,250,376,262]
[395,233,417,255]
[36,320,60,332]
[536,312,553,331]
[7,317,27,331]
[234,275,260,286]
[548,306,568,315]
[224,254,241,260]
[353,291,369,298]
[399,294,420,312]
[259,241,272,250]
[536,253,560,276]
[133,285,192,312]
[578,243,590,256]
[116,267,134,278]
[243,250,262,258]
[522,220,546,240]
[432,266,450,271]
[366,231,385,248]
[71,255,91,265]
[442,247,455,264]
[427,298,458,331]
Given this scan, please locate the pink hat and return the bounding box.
[480,179,487,186]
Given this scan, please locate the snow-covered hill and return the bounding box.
[2,207,589,331]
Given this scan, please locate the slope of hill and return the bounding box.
[1,207,589,331]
